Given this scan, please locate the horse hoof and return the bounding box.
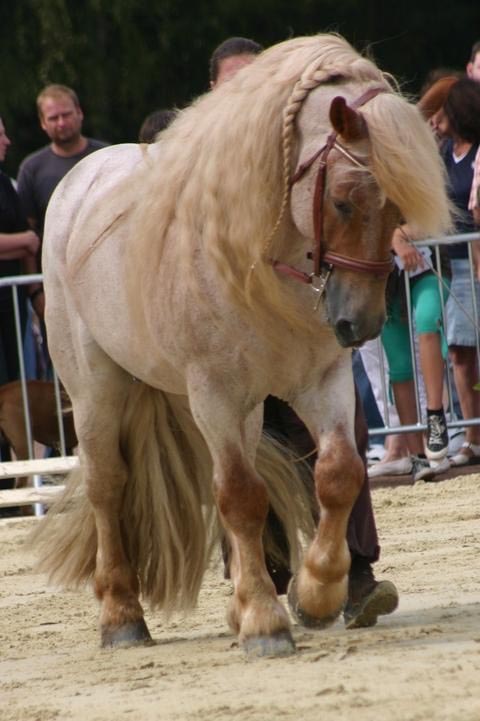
[101,618,153,648]
[287,577,341,629]
[243,629,296,658]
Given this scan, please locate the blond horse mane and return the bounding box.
[121,34,451,344]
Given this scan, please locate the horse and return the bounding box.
[31,34,451,657]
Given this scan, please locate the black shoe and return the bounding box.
[425,411,448,460]
[344,560,399,629]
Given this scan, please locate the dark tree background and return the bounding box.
[1,0,479,176]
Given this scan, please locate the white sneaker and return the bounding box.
[448,430,466,456]
[367,444,386,463]
[429,456,451,474]
[368,456,412,478]
[450,442,480,467]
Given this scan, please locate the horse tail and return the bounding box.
[31,384,315,611]
[119,384,217,614]
[29,466,97,583]
[31,383,217,615]
[256,436,316,572]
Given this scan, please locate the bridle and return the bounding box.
[271,86,394,298]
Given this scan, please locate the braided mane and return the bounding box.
[259,49,391,264]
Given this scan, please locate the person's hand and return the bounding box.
[391,226,425,273]
[472,240,480,281]
[23,230,40,256]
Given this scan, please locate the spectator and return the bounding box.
[368,77,458,482]
[138,109,178,143]
[0,116,40,383]
[470,140,480,227]
[17,84,108,321]
[467,42,480,227]
[364,341,423,478]
[419,68,464,102]
[377,222,451,481]
[418,74,462,145]
[0,115,40,479]
[209,36,263,88]
[466,40,480,82]
[437,78,480,465]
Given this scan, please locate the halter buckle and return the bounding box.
[310,267,331,310]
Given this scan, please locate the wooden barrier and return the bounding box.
[0,457,78,479]
[0,456,78,509]
[0,485,65,508]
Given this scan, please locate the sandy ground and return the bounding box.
[1,473,480,721]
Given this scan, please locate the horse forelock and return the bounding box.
[361,93,453,237]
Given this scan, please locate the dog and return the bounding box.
[0,379,77,490]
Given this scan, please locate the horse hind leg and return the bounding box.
[89,393,153,646]
[68,365,152,647]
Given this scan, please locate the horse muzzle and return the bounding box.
[325,271,387,347]
[332,315,385,348]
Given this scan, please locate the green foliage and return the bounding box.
[0,0,479,176]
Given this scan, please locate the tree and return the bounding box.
[1,0,479,175]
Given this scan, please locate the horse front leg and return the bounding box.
[189,388,294,657]
[219,455,294,655]
[288,359,364,627]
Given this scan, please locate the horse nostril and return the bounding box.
[335,318,355,346]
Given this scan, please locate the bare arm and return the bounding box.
[20,235,45,318]
[391,225,426,273]
[471,241,480,281]
[0,230,40,260]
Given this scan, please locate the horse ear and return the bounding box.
[329,96,368,141]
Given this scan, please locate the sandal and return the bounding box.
[450,442,480,467]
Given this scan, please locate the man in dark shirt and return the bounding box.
[17,84,107,318]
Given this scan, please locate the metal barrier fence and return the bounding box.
[0,231,480,508]
[362,230,480,441]
[0,273,75,515]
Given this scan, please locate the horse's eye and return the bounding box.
[333,199,352,217]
